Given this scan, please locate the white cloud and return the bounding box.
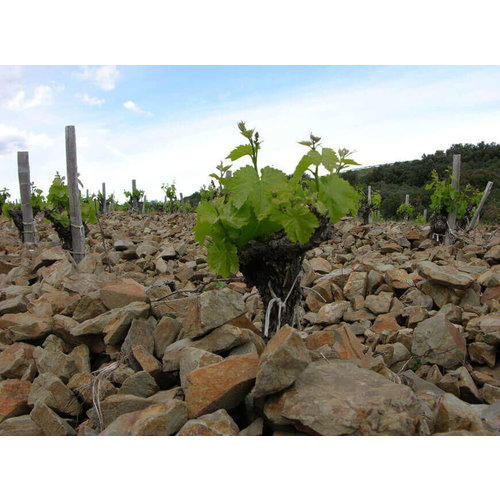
[0,123,53,154]
[75,66,119,90]
[76,93,105,106]
[123,100,153,116]
[6,85,54,110]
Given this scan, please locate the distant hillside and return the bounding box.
[341,142,500,224]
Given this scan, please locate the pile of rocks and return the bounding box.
[0,212,499,435]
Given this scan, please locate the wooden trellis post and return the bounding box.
[468,181,494,230]
[423,209,428,223]
[102,182,106,213]
[445,154,461,245]
[132,179,138,212]
[142,195,146,214]
[65,126,85,264]
[17,151,36,243]
[367,185,373,224]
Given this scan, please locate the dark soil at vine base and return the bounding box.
[238,214,334,337]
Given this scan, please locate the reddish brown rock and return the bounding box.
[0,414,45,436]
[0,312,52,342]
[181,288,246,339]
[304,330,336,351]
[99,277,147,309]
[371,313,400,334]
[0,343,36,379]
[0,379,31,423]
[185,353,258,419]
[101,399,188,436]
[177,409,239,436]
[251,325,311,398]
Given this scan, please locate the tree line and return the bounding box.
[340,142,500,224]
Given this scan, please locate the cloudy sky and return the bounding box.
[1,64,500,203]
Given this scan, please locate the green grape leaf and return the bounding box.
[219,200,253,229]
[291,154,313,184]
[261,166,291,198]
[206,239,239,278]
[321,147,339,173]
[226,144,253,162]
[194,200,221,244]
[308,149,322,166]
[223,165,260,209]
[298,140,313,147]
[272,205,319,245]
[341,158,360,166]
[318,174,359,224]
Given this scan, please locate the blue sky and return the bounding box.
[1,65,500,203]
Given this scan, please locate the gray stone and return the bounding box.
[0,295,27,314]
[118,371,159,398]
[191,324,249,354]
[251,324,311,399]
[417,261,474,289]
[101,399,187,436]
[181,288,246,339]
[120,318,155,370]
[0,415,45,436]
[179,347,223,390]
[33,346,78,383]
[152,316,181,358]
[264,360,426,435]
[435,393,486,433]
[28,373,81,417]
[177,408,239,436]
[364,293,392,314]
[411,314,466,369]
[30,401,77,436]
[343,272,367,301]
[315,301,350,324]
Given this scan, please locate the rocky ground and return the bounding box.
[0,211,499,436]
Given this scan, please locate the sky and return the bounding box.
[1,64,500,203]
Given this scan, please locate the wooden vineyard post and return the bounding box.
[65,126,85,264]
[17,151,36,243]
[468,181,494,230]
[102,182,106,213]
[131,179,138,213]
[445,154,461,245]
[226,170,232,179]
[404,194,410,221]
[423,208,428,223]
[367,185,373,224]
[142,195,146,214]
[86,189,89,198]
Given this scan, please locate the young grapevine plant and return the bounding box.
[397,202,415,220]
[425,169,482,235]
[194,123,359,337]
[194,122,359,278]
[44,173,97,249]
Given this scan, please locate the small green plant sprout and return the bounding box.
[43,172,97,250]
[124,188,145,206]
[397,202,414,220]
[0,188,11,219]
[194,121,359,338]
[414,213,426,225]
[354,184,380,223]
[209,161,232,192]
[425,169,482,234]
[199,181,218,202]
[161,182,179,212]
[0,187,11,214]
